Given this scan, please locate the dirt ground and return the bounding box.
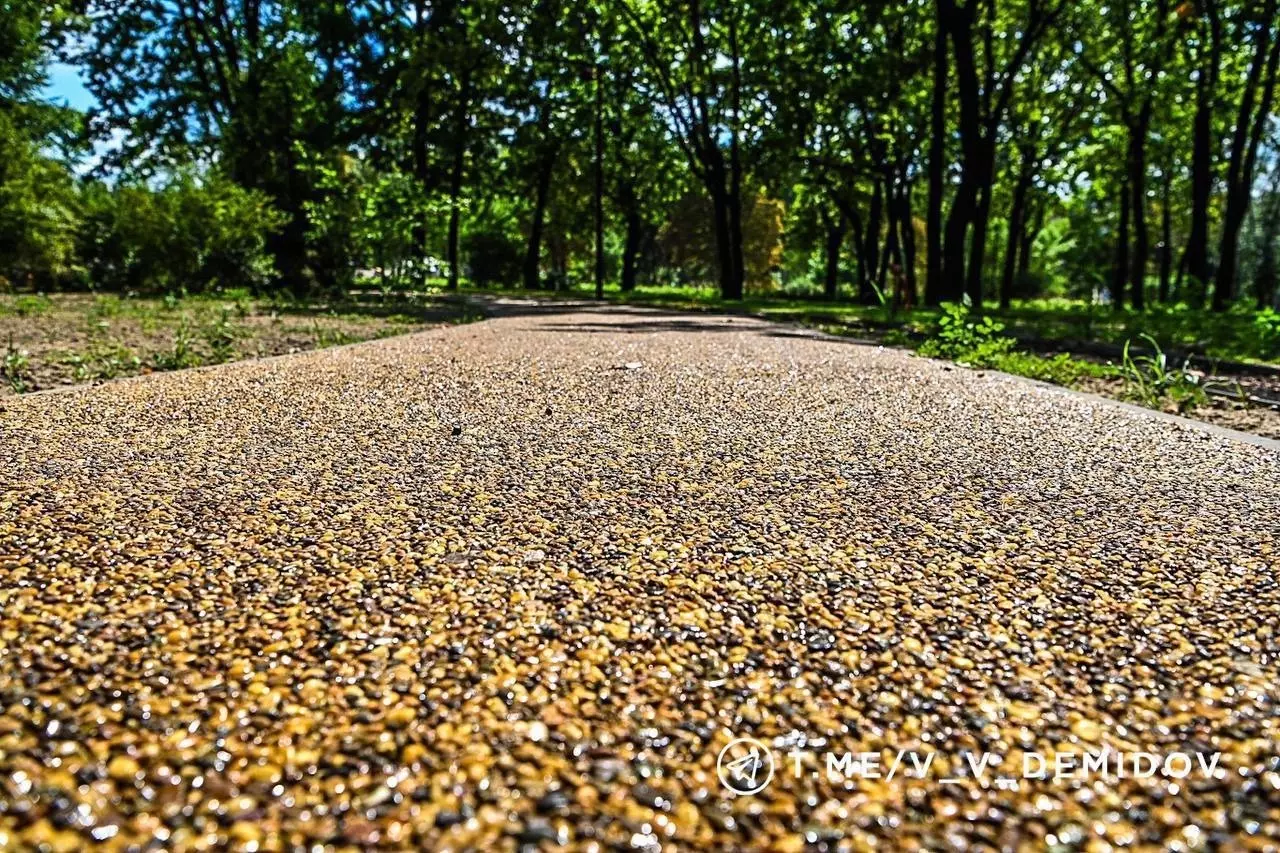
[0,292,468,396]
[1076,374,1280,440]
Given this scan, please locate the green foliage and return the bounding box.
[918,303,1018,366]
[77,174,284,294]
[463,221,524,287]
[1120,335,1207,412]
[2,336,31,392]
[201,308,243,363]
[0,110,81,287]
[7,294,52,316]
[60,339,141,382]
[1255,309,1280,352]
[985,351,1117,386]
[300,152,443,291]
[310,321,356,349]
[153,319,202,371]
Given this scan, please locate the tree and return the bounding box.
[936,0,1064,307]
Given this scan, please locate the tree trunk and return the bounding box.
[863,180,883,304]
[900,180,918,302]
[593,61,606,299]
[523,142,559,290]
[1001,160,1032,310]
[1182,40,1213,289]
[879,193,900,295]
[726,179,746,299]
[1113,178,1130,311]
[621,204,642,292]
[965,181,991,309]
[1255,170,1280,308]
[446,72,471,291]
[925,9,947,305]
[1158,168,1173,302]
[1213,9,1279,310]
[706,165,738,299]
[847,210,868,302]
[1128,108,1151,311]
[725,12,747,300]
[823,209,846,300]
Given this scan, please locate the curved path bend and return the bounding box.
[2,303,1278,849]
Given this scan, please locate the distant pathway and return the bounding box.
[2,303,1278,849]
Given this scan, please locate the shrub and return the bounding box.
[463,224,523,287]
[77,173,285,294]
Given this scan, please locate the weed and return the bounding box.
[11,295,53,318]
[202,308,242,363]
[61,340,142,381]
[2,337,32,393]
[155,318,203,371]
[1120,334,1206,412]
[985,351,1117,386]
[311,321,356,348]
[917,303,1017,367]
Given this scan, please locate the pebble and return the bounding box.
[1,306,1277,848]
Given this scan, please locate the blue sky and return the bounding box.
[42,62,96,112]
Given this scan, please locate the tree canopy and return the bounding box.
[1,0,1278,312]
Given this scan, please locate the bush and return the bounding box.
[77,173,285,294]
[0,112,80,288]
[463,223,523,287]
[1255,308,1280,356]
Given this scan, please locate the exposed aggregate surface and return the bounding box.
[1,304,1279,851]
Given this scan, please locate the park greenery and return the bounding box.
[2,0,1280,376]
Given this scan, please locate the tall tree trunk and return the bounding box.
[879,193,901,294]
[1001,157,1032,310]
[726,180,746,298]
[965,176,991,309]
[446,72,471,291]
[593,61,606,299]
[1128,108,1151,311]
[621,190,642,292]
[1158,168,1173,302]
[1113,177,1130,310]
[1255,169,1280,308]
[1258,230,1279,310]
[706,166,738,299]
[1185,3,1221,292]
[823,209,846,300]
[412,85,433,270]
[725,12,747,300]
[925,9,947,305]
[1213,9,1280,311]
[847,210,868,302]
[943,183,975,302]
[863,180,883,304]
[900,180,918,302]
[523,142,559,290]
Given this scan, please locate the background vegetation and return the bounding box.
[2,0,1279,352]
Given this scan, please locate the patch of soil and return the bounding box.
[1078,376,1280,441]
[0,293,459,396]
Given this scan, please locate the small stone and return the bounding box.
[386,706,416,728]
[107,756,139,781]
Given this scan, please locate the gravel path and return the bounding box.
[2,303,1278,850]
